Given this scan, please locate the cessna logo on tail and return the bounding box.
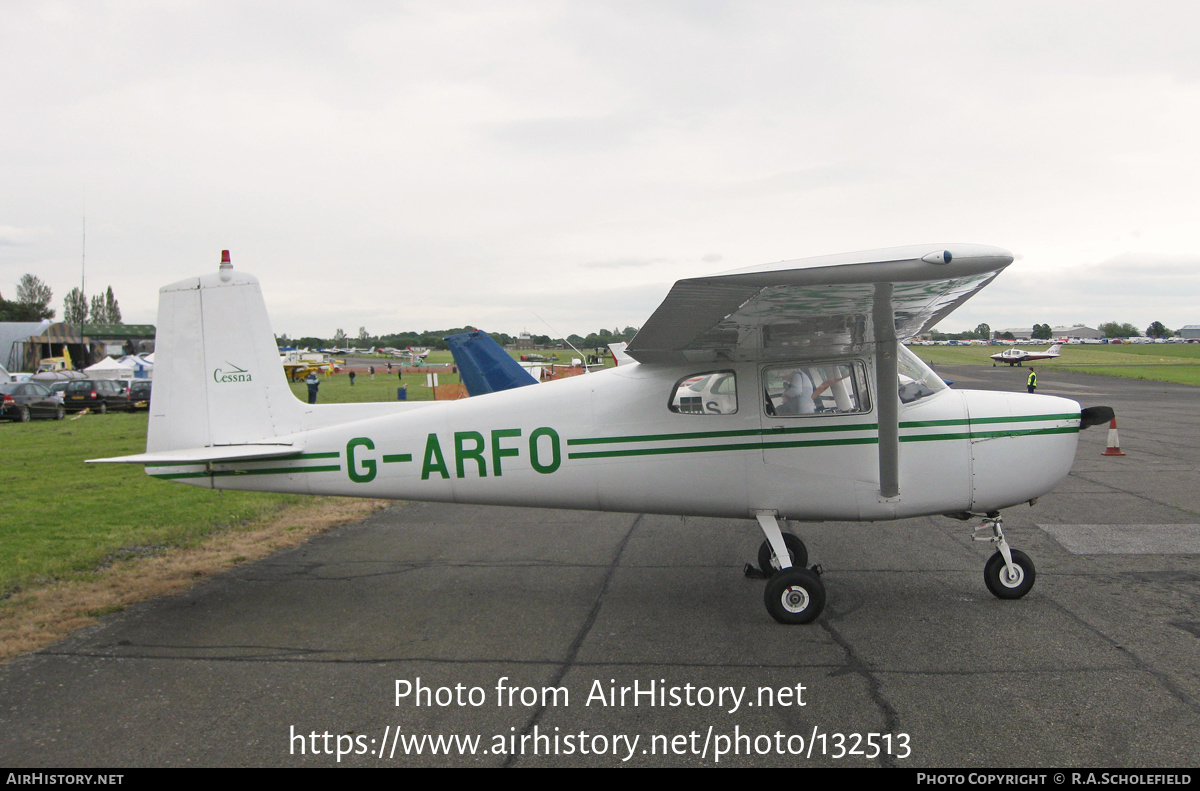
[213,363,252,383]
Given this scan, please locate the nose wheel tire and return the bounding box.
[758,533,808,576]
[984,549,1036,599]
[764,567,825,624]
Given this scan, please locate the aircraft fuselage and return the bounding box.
[151,360,1081,523]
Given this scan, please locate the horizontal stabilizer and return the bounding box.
[88,444,302,465]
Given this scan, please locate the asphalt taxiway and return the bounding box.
[1,365,1197,767]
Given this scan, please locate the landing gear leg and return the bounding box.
[754,511,825,624]
[754,512,809,574]
[974,513,1036,599]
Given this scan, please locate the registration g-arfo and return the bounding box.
[92,244,1114,625]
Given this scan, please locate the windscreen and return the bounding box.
[897,344,949,404]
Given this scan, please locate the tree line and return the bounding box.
[278,325,640,352]
[0,275,123,324]
[932,320,1180,341]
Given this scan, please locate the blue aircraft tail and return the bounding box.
[444,330,538,396]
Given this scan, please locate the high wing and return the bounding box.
[626,244,1013,364]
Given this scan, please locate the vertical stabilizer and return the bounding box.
[147,263,302,453]
[445,330,538,396]
[608,341,634,366]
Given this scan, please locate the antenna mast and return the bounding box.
[79,197,86,365]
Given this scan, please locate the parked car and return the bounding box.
[62,379,133,413]
[129,380,153,410]
[0,382,65,421]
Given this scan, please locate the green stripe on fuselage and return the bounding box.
[150,464,342,480]
[566,415,1079,461]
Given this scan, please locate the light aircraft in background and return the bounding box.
[279,349,337,381]
[321,346,376,355]
[92,245,1113,624]
[990,344,1062,366]
[380,347,430,364]
[281,362,330,381]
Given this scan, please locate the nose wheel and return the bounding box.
[984,548,1035,598]
[974,514,1036,599]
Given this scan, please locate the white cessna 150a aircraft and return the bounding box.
[92,244,1112,624]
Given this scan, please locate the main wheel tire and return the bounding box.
[55,405,65,420]
[984,549,1036,599]
[97,401,107,414]
[17,406,31,422]
[764,567,826,624]
[758,533,808,576]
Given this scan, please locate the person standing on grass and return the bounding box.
[1027,368,1037,393]
[349,371,356,386]
[305,372,320,403]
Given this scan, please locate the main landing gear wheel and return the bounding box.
[757,533,808,576]
[764,567,825,624]
[984,549,1035,599]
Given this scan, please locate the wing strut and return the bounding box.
[873,283,900,498]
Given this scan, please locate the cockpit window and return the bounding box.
[763,361,868,417]
[897,345,948,404]
[669,371,738,415]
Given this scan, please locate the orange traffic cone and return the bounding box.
[1102,417,1125,456]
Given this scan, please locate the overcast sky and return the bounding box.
[3,1,1198,340]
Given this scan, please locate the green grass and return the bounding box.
[914,343,1200,385]
[295,348,612,403]
[288,367,458,403]
[1066,365,1200,385]
[290,367,453,403]
[0,413,303,597]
